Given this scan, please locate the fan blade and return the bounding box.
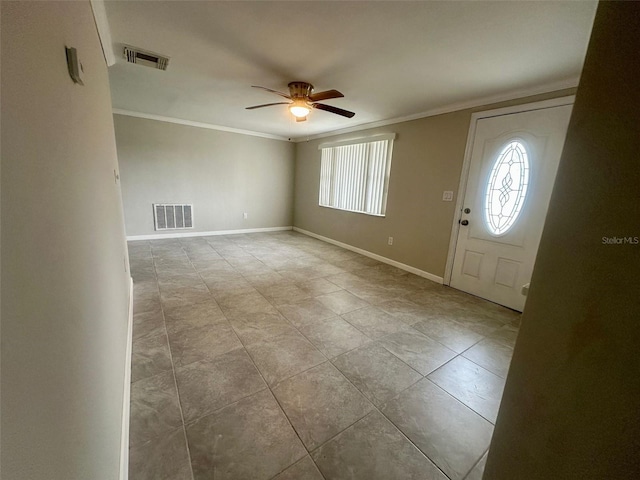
[251,85,291,100]
[296,116,307,123]
[312,103,355,118]
[308,89,344,102]
[246,102,291,110]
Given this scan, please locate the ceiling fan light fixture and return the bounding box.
[289,100,310,118]
[247,82,354,120]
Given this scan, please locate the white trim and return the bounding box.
[112,109,291,142]
[293,227,443,284]
[112,80,577,143]
[119,277,134,480]
[318,133,396,150]
[90,0,116,66]
[297,78,579,142]
[443,95,576,285]
[126,226,293,241]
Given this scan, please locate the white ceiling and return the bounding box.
[104,1,597,140]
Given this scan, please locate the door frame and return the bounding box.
[443,96,575,286]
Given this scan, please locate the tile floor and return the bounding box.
[128,231,520,480]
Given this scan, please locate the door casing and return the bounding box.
[443,96,575,287]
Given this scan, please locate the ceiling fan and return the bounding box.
[246,82,355,122]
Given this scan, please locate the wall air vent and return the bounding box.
[154,204,193,231]
[123,45,169,70]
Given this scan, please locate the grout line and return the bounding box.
[198,234,345,478]
[307,366,452,480]
[132,231,499,479]
[177,235,325,470]
[150,244,196,480]
[462,446,490,480]
[424,376,497,426]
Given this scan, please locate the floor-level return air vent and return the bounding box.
[123,45,169,70]
[154,204,193,230]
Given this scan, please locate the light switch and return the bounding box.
[442,191,454,201]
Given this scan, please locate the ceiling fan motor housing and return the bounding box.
[288,82,314,99]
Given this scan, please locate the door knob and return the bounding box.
[460,219,469,226]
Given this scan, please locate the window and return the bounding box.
[318,133,395,216]
[484,140,530,235]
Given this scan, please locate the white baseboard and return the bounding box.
[126,226,293,241]
[120,277,134,480]
[293,227,443,284]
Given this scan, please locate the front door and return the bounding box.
[450,103,572,311]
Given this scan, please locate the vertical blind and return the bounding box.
[319,134,395,216]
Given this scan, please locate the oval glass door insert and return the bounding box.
[484,140,530,235]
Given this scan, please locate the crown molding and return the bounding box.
[112,109,291,141]
[294,77,580,142]
[112,77,579,143]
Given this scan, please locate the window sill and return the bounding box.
[319,204,386,218]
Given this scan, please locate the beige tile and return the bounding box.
[272,362,373,450]
[160,284,213,310]
[277,298,339,328]
[130,371,182,448]
[462,337,514,378]
[341,306,412,340]
[378,330,457,375]
[128,232,515,480]
[228,312,296,346]
[296,277,343,296]
[488,324,520,348]
[346,284,400,305]
[428,356,506,423]
[217,291,278,318]
[382,379,493,480]
[131,332,172,383]
[129,427,192,480]
[465,451,488,480]
[413,315,483,353]
[272,456,324,480]
[316,290,369,315]
[175,348,266,423]
[186,389,306,480]
[377,298,433,325]
[132,310,166,340]
[311,411,447,480]
[245,331,326,386]
[299,316,371,359]
[163,299,226,335]
[260,283,312,306]
[157,273,204,291]
[332,343,422,407]
[167,322,242,368]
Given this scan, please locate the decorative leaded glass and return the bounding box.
[484,140,530,235]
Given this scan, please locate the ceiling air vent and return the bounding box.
[123,45,169,70]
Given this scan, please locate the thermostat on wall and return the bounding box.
[65,47,84,85]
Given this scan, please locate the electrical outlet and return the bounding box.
[243,212,248,219]
[442,191,454,201]
[388,236,394,246]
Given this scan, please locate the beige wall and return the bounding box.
[294,89,575,278]
[485,2,640,479]
[1,2,130,479]
[114,115,295,237]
